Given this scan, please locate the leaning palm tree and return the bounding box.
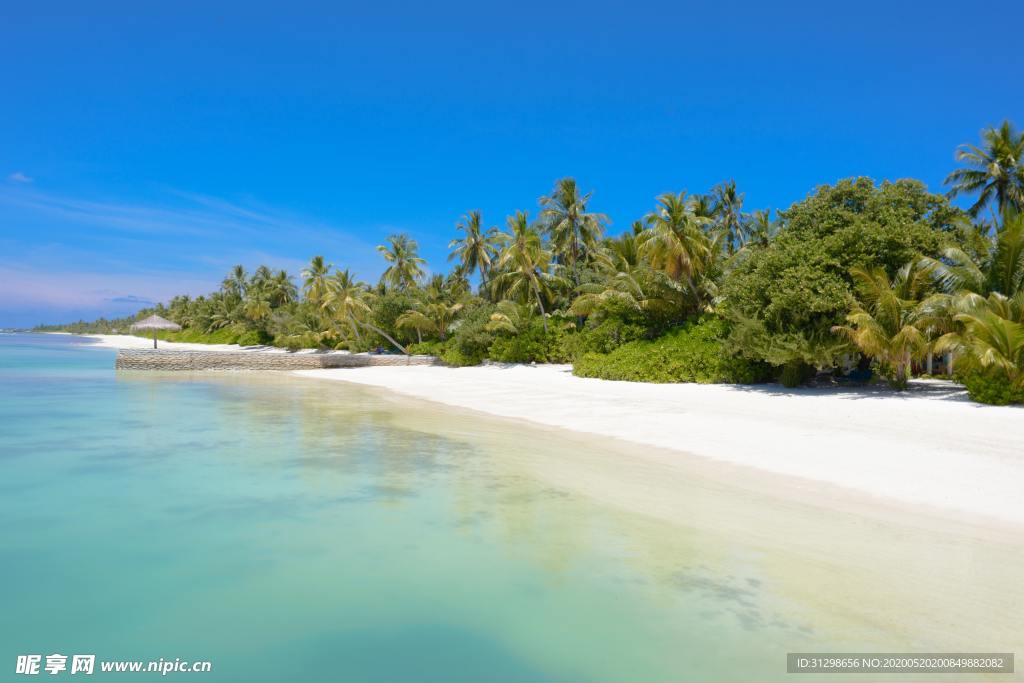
[945,120,1024,219]
[322,269,368,340]
[449,211,498,294]
[378,234,426,290]
[538,178,608,285]
[832,263,932,389]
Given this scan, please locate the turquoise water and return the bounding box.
[1,334,1019,681]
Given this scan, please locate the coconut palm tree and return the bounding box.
[945,120,1024,219]
[321,269,368,340]
[222,265,248,301]
[832,263,932,388]
[933,292,1024,387]
[301,256,333,308]
[378,234,426,290]
[396,301,464,340]
[242,295,271,329]
[711,180,745,254]
[920,212,1024,297]
[744,209,777,248]
[538,178,607,285]
[271,270,298,306]
[492,211,565,332]
[449,211,498,294]
[639,192,715,286]
[688,193,716,220]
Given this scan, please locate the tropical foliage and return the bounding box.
[38,120,1024,404]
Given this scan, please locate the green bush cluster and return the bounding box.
[235,329,272,346]
[142,326,246,345]
[488,320,568,364]
[559,318,647,361]
[961,370,1024,405]
[572,317,767,384]
[440,304,497,366]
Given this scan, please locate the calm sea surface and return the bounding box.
[1,333,1020,682]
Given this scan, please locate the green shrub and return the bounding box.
[142,325,243,345]
[560,318,647,361]
[572,316,767,384]
[438,345,477,367]
[486,318,569,364]
[236,329,271,346]
[961,370,1024,405]
[407,340,443,356]
[779,360,814,388]
[441,304,497,366]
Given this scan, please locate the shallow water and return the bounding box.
[1,333,1020,681]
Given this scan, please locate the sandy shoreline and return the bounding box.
[79,334,1024,525]
[294,364,1024,526]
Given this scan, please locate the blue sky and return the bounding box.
[2,1,1022,327]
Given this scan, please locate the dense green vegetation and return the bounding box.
[38,121,1024,404]
[573,317,767,383]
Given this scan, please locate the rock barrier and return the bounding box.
[115,348,443,371]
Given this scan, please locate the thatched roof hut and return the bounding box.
[130,315,181,349]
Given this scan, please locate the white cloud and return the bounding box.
[8,171,33,183]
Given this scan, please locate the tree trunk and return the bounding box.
[532,281,548,333]
[350,316,408,355]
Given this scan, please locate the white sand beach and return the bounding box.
[84,334,296,353]
[294,363,1024,526]
[83,334,1024,525]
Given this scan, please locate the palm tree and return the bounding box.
[744,209,777,248]
[639,192,716,286]
[485,300,539,335]
[242,295,271,329]
[832,263,931,388]
[492,211,564,332]
[934,292,1024,388]
[538,178,607,285]
[301,256,333,308]
[920,212,1024,297]
[449,211,498,294]
[319,273,409,354]
[396,302,464,340]
[322,269,368,339]
[222,265,248,300]
[945,120,1024,219]
[711,180,745,254]
[688,193,716,220]
[271,270,298,306]
[378,234,426,290]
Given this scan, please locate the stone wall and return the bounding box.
[115,349,443,371]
